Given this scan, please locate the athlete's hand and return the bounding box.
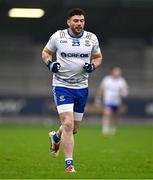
[83,63,95,73]
[47,61,60,73]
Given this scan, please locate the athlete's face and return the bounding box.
[67,15,85,35]
[112,67,122,78]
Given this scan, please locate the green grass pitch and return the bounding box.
[0,122,152,179]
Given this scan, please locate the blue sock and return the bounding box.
[53,133,60,143]
[65,158,73,168]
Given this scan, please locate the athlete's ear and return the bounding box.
[67,19,70,27]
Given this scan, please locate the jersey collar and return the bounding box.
[67,28,84,38]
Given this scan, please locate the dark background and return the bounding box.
[1,0,153,41]
[0,0,153,118]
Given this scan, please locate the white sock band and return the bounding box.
[65,158,73,161]
[74,112,84,121]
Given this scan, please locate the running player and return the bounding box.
[42,8,103,172]
[95,66,128,135]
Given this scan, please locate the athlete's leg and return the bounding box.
[110,111,119,133]
[56,125,62,139]
[73,121,80,134]
[102,107,112,134]
[59,111,74,159]
[50,112,83,160]
[56,103,75,172]
[73,112,82,134]
[58,113,82,158]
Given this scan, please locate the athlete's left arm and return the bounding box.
[121,84,129,97]
[120,78,129,97]
[91,53,103,69]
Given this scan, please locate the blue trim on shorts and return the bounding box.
[104,104,119,112]
[52,86,88,113]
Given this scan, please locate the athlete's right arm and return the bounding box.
[41,32,60,73]
[42,47,54,65]
[42,32,57,65]
[42,47,60,73]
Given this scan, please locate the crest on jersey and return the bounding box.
[72,40,80,46]
[85,40,91,47]
[59,95,65,102]
[60,31,66,38]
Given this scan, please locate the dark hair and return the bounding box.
[67,8,85,19]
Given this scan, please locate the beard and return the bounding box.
[72,26,83,35]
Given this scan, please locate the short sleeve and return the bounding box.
[45,33,57,52]
[92,34,101,55]
[120,78,127,87]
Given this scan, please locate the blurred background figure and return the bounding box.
[95,67,129,135]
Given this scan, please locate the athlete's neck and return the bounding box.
[67,28,83,38]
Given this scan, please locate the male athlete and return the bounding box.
[42,8,103,172]
[95,67,128,135]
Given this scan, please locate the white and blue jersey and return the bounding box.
[100,75,128,111]
[45,28,101,89]
[45,29,101,119]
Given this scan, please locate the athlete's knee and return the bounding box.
[65,121,73,131]
[60,112,74,132]
[62,118,73,132]
[104,108,112,116]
